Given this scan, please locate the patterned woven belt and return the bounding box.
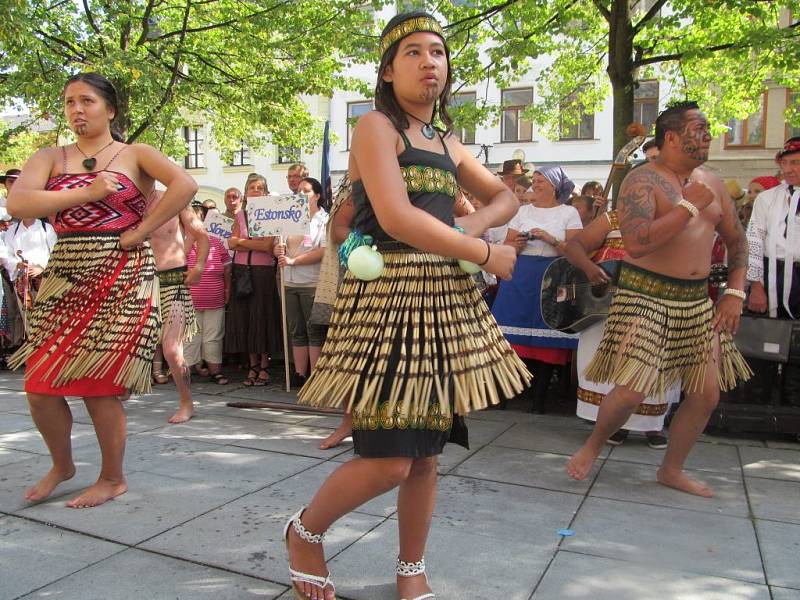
[618,262,708,302]
[157,266,187,286]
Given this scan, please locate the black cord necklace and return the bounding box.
[75,140,115,171]
[405,111,436,140]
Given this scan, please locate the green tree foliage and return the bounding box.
[435,0,799,156]
[0,0,379,160]
[0,120,56,167]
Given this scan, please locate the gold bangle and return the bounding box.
[677,198,699,218]
[723,288,746,300]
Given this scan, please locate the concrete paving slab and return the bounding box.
[492,421,611,457]
[0,514,124,600]
[534,551,770,600]
[141,489,384,584]
[149,414,351,460]
[563,497,764,584]
[0,371,26,391]
[745,477,800,524]
[608,440,742,474]
[0,448,100,513]
[194,394,317,425]
[19,470,249,545]
[0,411,35,434]
[0,421,98,455]
[328,515,546,600]
[740,447,800,481]
[19,547,287,599]
[772,588,800,600]
[0,387,28,412]
[0,445,39,467]
[590,460,749,517]
[755,519,800,589]
[454,445,596,494]
[766,437,800,450]
[432,475,582,544]
[699,432,768,448]
[124,435,322,493]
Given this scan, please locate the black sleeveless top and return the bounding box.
[352,129,458,244]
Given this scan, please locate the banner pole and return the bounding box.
[279,235,291,393]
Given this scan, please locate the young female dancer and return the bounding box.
[7,72,196,508]
[286,12,530,600]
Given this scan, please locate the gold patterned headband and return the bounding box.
[379,16,445,57]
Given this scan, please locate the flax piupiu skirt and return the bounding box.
[10,232,161,397]
[298,245,531,458]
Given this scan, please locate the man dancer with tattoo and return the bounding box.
[566,102,751,497]
[149,191,209,423]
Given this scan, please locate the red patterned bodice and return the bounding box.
[46,171,147,234]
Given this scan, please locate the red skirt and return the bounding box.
[10,233,160,397]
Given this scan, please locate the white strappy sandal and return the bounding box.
[283,506,337,600]
[397,556,435,600]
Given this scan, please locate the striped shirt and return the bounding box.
[187,237,232,310]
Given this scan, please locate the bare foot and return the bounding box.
[566,443,602,480]
[66,477,127,508]
[25,465,76,502]
[397,573,434,600]
[167,407,193,424]
[318,425,351,450]
[286,522,335,600]
[657,467,714,498]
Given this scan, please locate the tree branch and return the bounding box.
[591,0,611,23]
[82,0,108,56]
[632,0,668,35]
[149,0,291,42]
[127,0,192,143]
[135,0,158,46]
[445,0,520,32]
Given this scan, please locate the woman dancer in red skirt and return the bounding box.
[7,73,197,508]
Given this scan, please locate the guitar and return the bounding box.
[594,123,647,217]
[540,258,621,333]
[540,259,730,334]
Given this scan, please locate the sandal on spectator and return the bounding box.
[253,368,270,386]
[209,372,228,385]
[243,364,260,386]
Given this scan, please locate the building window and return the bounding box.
[634,79,659,135]
[726,94,767,147]
[501,88,533,143]
[183,126,204,169]
[347,100,373,149]
[452,92,477,145]
[559,90,595,140]
[788,91,800,139]
[230,141,251,167]
[277,145,300,164]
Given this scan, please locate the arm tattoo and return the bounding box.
[618,168,678,249]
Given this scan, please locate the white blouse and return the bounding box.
[508,204,583,257]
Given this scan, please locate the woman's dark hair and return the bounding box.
[63,72,125,142]
[301,176,329,211]
[581,180,603,195]
[374,11,453,136]
[515,175,531,189]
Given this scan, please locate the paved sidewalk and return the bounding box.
[1,370,799,600]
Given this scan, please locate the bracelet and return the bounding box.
[477,239,491,266]
[550,237,562,246]
[723,288,746,300]
[677,198,699,218]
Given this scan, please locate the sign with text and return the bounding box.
[203,210,234,247]
[245,194,309,238]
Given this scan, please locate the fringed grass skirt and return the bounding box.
[158,267,197,343]
[298,246,531,458]
[584,262,752,399]
[10,232,161,397]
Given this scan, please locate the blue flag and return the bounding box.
[321,120,332,205]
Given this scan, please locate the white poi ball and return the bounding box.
[348,245,384,281]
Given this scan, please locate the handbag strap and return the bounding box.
[239,209,252,266]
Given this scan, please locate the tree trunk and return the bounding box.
[605,0,636,201]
